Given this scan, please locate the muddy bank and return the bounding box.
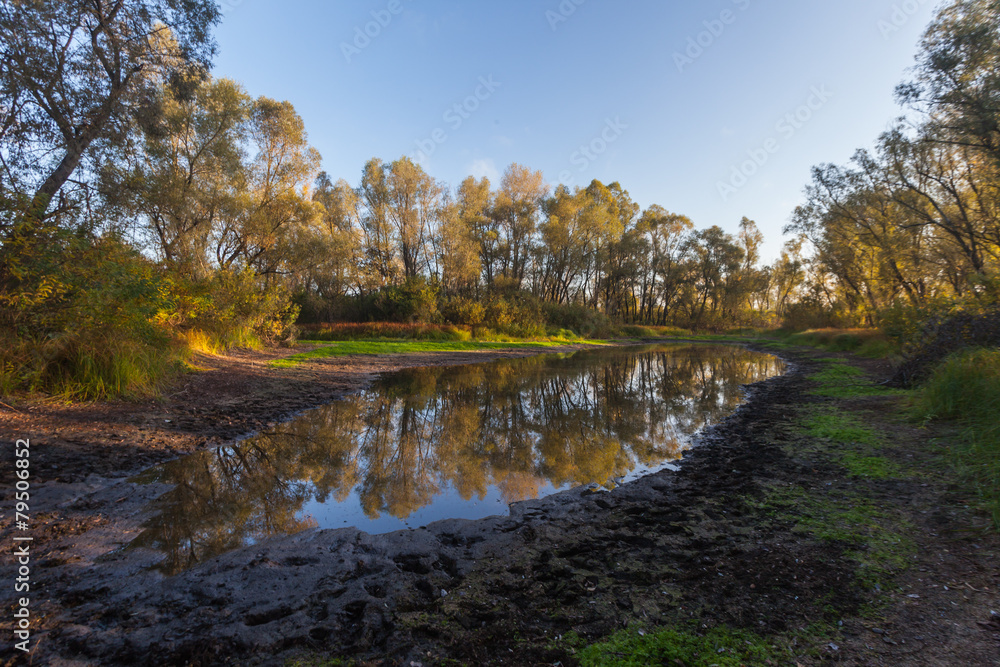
[1,343,998,666]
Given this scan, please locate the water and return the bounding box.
[129,344,784,573]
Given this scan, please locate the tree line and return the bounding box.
[1,0,997,396]
[66,68,804,332]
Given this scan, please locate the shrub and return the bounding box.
[0,228,301,398]
[332,278,440,324]
[483,293,546,337]
[441,296,486,328]
[441,290,547,337]
[183,269,299,349]
[787,328,895,357]
[915,348,1000,421]
[292,291,342,325]
[888,307,1000,387]
[542,301,614,338]
[781,296,860,331]
[378,278,439,323]
[915,348,1000,528]
[620,325,658,338]
[0,235,181,398]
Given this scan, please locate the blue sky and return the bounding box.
[212,0,941,261]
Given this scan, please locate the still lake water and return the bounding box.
[130,344,785,573]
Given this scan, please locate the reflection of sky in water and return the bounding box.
[300,481,557,535]
[129,344,784,574]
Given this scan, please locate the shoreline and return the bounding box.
[1,341,997,665]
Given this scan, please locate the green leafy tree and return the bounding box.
[0,0,219,219]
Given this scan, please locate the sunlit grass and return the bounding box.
[271,339,608,368]
[180,329,225,356]
[0,329,186,400]
[786,328,897,358]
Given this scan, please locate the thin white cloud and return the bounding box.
[468,158,501,182]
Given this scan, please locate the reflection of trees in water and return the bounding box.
[129,440,320,574]
[133,345,782,574]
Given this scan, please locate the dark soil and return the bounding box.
[0,342,997,666]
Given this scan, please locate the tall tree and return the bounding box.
[491,163,547,289]
[358,158,397,286]
[897,0,1000,163]
[437,192,481,294]
[635,205,693,324]
[107,75,249,275]
[0,0,220,219]
[304,172,362,298]
[213,96,322,277]
[109,77,322,279]
[686,226,744,327]
[385,157,442,281]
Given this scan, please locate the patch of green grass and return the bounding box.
[677,333,745,342]
[753,485,914,598]
[617,325,692,339]
[576,625,782,667]
[285,657,353,667]
[915,348,1000,529]
[840,452,900,480]
[855,338,896,358]
[271,339,608,368]
[800,501,914,594]
[551,629,587,651]
[809,359,907,398]
[802,410,881,446]
[801,407,902,478]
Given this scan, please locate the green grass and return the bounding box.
[617,325,693,338]
[577,625,783,667]
[0,333,182,400]
[753,485,914,599]
[285,657,353,667]
[801,408,902,480]
[839,452,900,480]
[802,409,881,446]
[914,348,1000,528]
[299,322,475,342]
[271,339,608,368]
[784,328,897,358]
[809,359,906,398]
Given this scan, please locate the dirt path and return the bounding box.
[1,342,997,666]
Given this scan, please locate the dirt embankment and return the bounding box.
[1,342,998,666]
